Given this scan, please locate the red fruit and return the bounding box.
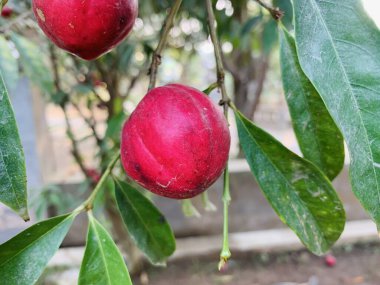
[324,254,336,267]
[32,0,138,60]
[1,6,13,18]
[121,84,230,199]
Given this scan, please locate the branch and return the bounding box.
[148,0,183,90]
[49,44,90,178]
[205,0,232,271]
[71,101,102,147]
[205,0,230,117]
[254,0,283,20]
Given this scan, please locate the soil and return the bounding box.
[133,243,380,285]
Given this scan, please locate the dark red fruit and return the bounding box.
[121,84,230,199]
[32,0,138,60]
[1,6,13,18]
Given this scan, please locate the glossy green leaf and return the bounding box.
[11,34,54,94]
[114,178,176,264]
[79,213,132,285]
[0,36,18,91]
[0,214,75,285]
[279,27,344,180]
[0,73,28,220]
[235,110,345,255]
[293,0,380,228]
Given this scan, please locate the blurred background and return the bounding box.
[1,0,380,284]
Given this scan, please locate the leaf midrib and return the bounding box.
[0,215,72,268]
[90,218,113,285]
[237,113,329,248]
[115,180,167,262]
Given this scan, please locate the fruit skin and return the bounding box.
[121,84,230,199]
[32,0,138,60]
[324,254,336,267]
[1,6,13,18]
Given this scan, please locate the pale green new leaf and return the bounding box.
[293,0,380,227]
[279,27,344,180]
[11,34,54,94]
[235,110,345,255]
[79,214,132,285]
[115,178,176,264]
[0,36,18,91]
[0,214,75,285]
[0,73,28,220]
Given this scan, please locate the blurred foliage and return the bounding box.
[0,0,291,214]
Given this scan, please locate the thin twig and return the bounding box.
[49,44,90,177]
[0,10,33,34]
[62,105,89,175]
[71,101,102,147]
[148,0,183,90]
[254,0,284,20]
[205,0,230,117]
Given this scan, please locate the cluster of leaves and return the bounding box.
[1,0,380,284]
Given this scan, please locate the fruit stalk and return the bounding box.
[82,153,120,210]
[205,0,232,270]
[148,0,183,90]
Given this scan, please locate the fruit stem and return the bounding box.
[82,153,120,211]
[181,199,201,218]
[205,0,232,270]
[219,165,231,270]
[202,82,219,95]
[148,0,183,90]
[202,191,217,212]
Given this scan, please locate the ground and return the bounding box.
[132,243,380,285]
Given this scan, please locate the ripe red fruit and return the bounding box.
[1,6,13,18]
[121,84,230,199]
[324,254,337,267]
[32,0,138,60]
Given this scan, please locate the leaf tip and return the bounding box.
[19,207,30,222]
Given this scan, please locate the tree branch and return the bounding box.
[254,0,283,20]
[206,0,230,116]
[148,0,183,90]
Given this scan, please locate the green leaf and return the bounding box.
[114,178,176,264]
[104,112,126,143]
[0,36,18,91]
[293,0,380,228]
[0,73,28,220]
[241,16,261,36]
[273,0,293,29]
[79,213,132,285]
[11,34,54,94]
[279,27,344,180]
[262,19,278,55]
[0,214,75,285]
[235,110,345,255]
